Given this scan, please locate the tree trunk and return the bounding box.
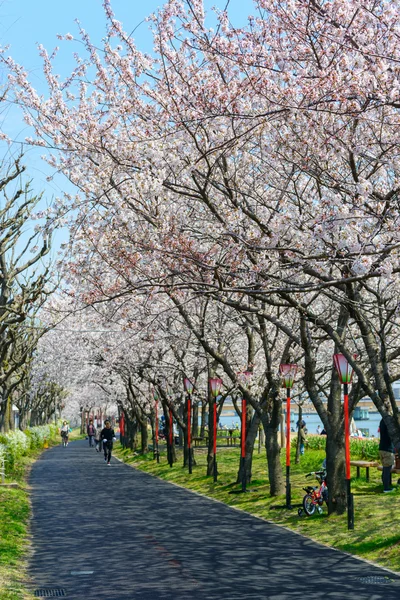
[207,398,216,476]
[140,421,148,453]
[125,417,138,450]
[2,396,11,433]
[236,409,259,486]
[163,404,177,466]
[262,396,284,496]
[326,431,346,515]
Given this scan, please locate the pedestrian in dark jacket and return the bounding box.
[101,420,116,465]
[379,404,395,492]
[87,420,96,447]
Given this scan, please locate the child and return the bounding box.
[86,419,96,447]
[94,426,102,452]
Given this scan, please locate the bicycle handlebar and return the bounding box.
[306,470,325,478]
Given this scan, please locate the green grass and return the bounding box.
[0,427,83,599]
[115,442,400,573]
[0,487,33,599]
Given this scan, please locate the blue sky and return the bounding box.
[0,0,256,251]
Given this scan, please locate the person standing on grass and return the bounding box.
[299,422,308,455]
[86,419,96,447]
[101,420,116,465]
[379,402,395,493]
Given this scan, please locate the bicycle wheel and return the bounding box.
[303,494,316,516]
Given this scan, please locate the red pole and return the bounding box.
[241,398,247,491]
[241,398,246,459]
[343,382,354,528]
[187,396,192,474]
[155,400,159,446]
[285,388,292,508]
[286,389,291,467]
[344,385,350,480]
[187,397,191,450]
[213,400,218,482]
[213,401,217,455]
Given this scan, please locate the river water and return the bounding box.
[218,411,382,438]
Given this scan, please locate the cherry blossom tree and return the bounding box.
[5,0,400,512]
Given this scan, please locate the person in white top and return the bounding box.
[60,421,71,447]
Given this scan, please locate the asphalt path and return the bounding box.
[29,439,400,600]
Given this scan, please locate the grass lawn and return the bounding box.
[0,428,85,599]
[0,486,33,599]
[114,442,400,573]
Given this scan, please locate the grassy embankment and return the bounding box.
[115,434,400,573]
[0,427,84,600]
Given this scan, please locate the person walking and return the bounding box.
[379,402,395,492]
[101,420,116,465]
[94,426,102,452]
[86,419,96,447]
[60,421,71,447]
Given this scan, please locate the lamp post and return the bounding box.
[333,353,354,530]
[279,363,298,509]
[119,411,125,448]
[210,378,223,482]
[153,390,160,463]
[238,370,253,492]
[183,377,194,474]
[168,406,174,468]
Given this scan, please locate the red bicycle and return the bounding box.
[298,469,328,516]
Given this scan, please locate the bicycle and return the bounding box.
[298,469,328,516]
[61,432,69,447]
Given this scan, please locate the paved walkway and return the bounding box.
[29,439,400,599]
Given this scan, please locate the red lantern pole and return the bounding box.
[344,384,350,480]
[333,353,355,530]
[213,400,218,482]
[285,387,291,508]
[155,399,160,463]
[119,412,125,448]
[279,364,297,509]
[183,378,195,475]
[187,394,192,474]
[168,408,173,468]
[241,398,247,492]
[344,381,354,529]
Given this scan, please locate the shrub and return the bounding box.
[291,434,327,451]
[350,438,379,460]
[1,425,58,476]
[25,424,57,450]
[291,434,380,460]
